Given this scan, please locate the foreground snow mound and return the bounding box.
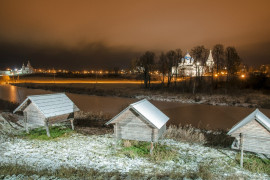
[0,133,269,179]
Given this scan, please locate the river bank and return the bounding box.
[2,84,270,131]
[12,82,270,109]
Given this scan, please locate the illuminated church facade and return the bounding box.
[20,61,34,74]
[172,50,214,77]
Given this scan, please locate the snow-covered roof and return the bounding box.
[227,109,270,135]
[13,93,79,118]
[106,99,169,129]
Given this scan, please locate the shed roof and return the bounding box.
[227,108,270,135]
[13,93,79,118]
[106,99,169,129]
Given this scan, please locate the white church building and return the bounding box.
[172,50,214,77]
[20,61,35,74]
[0,60,35,76]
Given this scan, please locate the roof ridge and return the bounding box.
[130,98,147,106]
[27,92,65,98]
[228,108,270,135]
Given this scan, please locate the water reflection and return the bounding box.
[1,84,270,130]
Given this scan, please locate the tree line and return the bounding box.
[133,44,241,89]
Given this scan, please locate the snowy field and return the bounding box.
[0,114,269,179]
[1,134,269,179]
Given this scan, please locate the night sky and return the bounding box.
[0,0,270,70]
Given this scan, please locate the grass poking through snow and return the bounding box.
[117,140,178,162]
[235,153,270,175]
[20,126,73,140]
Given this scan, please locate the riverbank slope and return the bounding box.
[12,82,270,109]
[1,112,269,179]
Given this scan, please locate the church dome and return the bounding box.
[184,53,191,61]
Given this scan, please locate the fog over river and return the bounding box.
[1,84,269,130]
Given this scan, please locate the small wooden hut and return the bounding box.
[13,93,80,137]
[106,99,169,142]
[227,108,270,155]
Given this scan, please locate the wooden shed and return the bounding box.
[13,93,80,137]
[227,108,270,155]
[106,99,169,142]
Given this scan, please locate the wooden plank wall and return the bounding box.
[231,119,270,155]
[116,110,154,142]
[24,103,45,126]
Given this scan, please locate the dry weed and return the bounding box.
[123,140,132,147]
[165,124,206,144]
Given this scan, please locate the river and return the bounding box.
[1,84,269,130]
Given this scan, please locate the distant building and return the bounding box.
[0,71,11,76]
[0,60,35,76]
[19,60,34,74]
[205,50,215,73]
[172,50,214,77]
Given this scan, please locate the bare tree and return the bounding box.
[166,50,176,87]
[191,45,208,65]
[137,51,155,88]
[174,48,182,85]
[225,46,241,81]
[158,52,167,85]
[212,44,225,74]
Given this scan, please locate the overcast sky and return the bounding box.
[0,0,269,70]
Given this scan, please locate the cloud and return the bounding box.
[238,41,270,66]
[0,41,141,70]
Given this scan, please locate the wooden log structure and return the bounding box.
[106,99,170,149]
[13,93,80,137]
[228,109,270,157]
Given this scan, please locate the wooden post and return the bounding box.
[150,141,154,155]
[45,119,51,137]
[240,133,244,168]
[114,124,118,149]
[70,119,74,130]
[23,111,29,133]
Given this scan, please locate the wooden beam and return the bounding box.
[240,133,244,168]
[70,119,74,130]
[150,141,154,155]
[45,119,51,137]
[23,111,29,134]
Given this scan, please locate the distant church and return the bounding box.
[20,61,34,74]
[172,50,214,77]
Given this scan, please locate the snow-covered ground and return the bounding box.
[0,113,269,179]
[135,94,259,108]
[1,133,269,179]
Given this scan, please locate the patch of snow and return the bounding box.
[134,94,258,108]
[0,133,269,179]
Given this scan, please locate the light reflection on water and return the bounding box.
[1,84,270,130]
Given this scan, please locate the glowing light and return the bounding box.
[241,74,245,78]
[214,74,218,77]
